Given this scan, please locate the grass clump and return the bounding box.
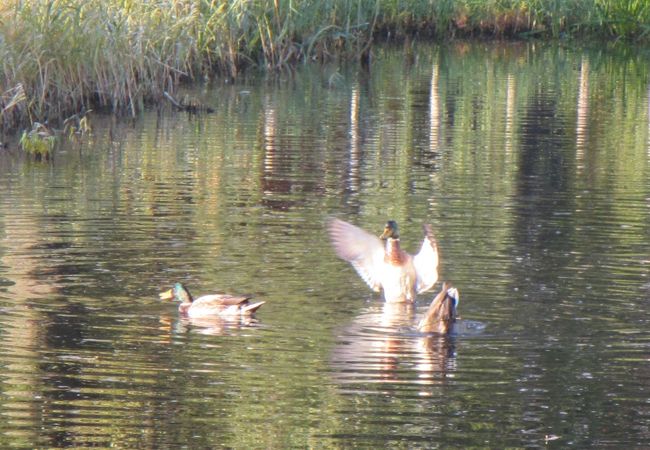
[1,0,649,139]
[19,122,57,161]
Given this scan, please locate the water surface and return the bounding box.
[1,42,649,448]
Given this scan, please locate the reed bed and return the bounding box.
[1,0,648,135]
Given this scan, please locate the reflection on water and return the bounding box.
[173,316,263,336]
[1,42,650,447]
[331,302,458,391]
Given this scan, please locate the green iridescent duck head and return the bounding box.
[380,220,400,240]
[159,282,193,304]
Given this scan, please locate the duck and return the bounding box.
[159,282,265,319]
[417,282,459,334]
[327,218,439,303]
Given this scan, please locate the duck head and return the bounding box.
[159,282,193,304]
[380,220,400,240]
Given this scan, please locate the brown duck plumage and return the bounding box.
[417,282,459,334]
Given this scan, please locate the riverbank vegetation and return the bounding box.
[1,0,649,138]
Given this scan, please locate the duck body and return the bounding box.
[381,234,420,303]
[327,218,439,303]
[417,282,459,334]
[159,283,265,319]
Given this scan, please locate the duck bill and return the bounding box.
[158,289,174,301]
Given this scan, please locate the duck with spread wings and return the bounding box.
[327,218,439,303]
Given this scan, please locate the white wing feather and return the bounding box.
[327,218,385,292]
[413,224,439,293]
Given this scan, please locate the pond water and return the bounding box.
[1,42,649,448]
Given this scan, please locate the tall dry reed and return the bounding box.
[1,0,648,134]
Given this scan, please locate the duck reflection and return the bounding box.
[414,333,457,385]
[330,287,458,389]
[173,315,262,336]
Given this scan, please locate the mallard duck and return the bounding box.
[159,282,265,319]
[417,282,459,334]
[327,218,439,303]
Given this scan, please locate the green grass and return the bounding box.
[1,0,649,138]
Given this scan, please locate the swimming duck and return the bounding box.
[159,282,265,319]
[327,218,439,303]
[417,282,459,334]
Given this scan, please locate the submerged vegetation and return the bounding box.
[0,0,649,140]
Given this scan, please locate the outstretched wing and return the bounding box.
[413,224,439,293]
[327,218,385,292]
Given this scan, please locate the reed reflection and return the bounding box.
[647,83,650,160]
[0,213,59,447]
[505,73,516,155]
[429,58,440,153]
[348,84,361,195]
[0,214,124,448]
[260,94,293,211]
[262,95,280,198]
[576,56,590,171]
